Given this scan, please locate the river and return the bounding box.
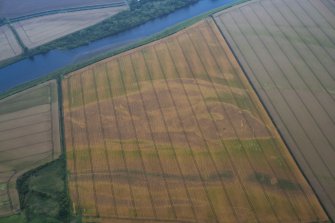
[0,0,235,93]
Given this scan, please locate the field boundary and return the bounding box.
[0,80,62,216]
[211,13,333,221]
[8,2,128,23]
[0,0,250,101]
[6,24,26,53]
[193,19,313,219]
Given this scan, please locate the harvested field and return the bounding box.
[0,80,61,216]
[214,0,335,220]
[12,6,128,49]
[0,0,127,19]
[0,25,22,61]
[62,18,328,222]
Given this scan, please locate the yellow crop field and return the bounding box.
[62,19,328,222]
[0,80,61,216]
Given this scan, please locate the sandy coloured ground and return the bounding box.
[215,0,335,220]
[12,6,128,49]
[62,19,327,222]
[0,25,22,62]
[0,80,61,216]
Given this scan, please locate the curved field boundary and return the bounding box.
[0,80,61,216]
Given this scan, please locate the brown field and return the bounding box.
[0,80,61,216]
[0,0,127,19]
[214,0,335,220]
[62,19,328,222]
[0,25,23,62]
[12,6,128,49]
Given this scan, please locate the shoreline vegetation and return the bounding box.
[0,0,198,68]
[0,0,248,100]
[0,1,248,222]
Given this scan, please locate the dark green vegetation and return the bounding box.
[0,214,26,223]
[0,0,249,101]
[0,159,72,223]
[33,0,197,51]
[0,0,198,69]
[17,159,70,223]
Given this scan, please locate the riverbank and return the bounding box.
[0,0,197,69]
[0,0,248,100]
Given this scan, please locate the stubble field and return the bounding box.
[12,6,128,49]
[0,81,61,216]
[214,0,335,219]
[62,19,328,222]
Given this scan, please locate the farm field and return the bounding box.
[12,6,128,50]
[62,19,328,222]
[214,0,335,220]
[0,80,61,216]
[0,0,127,19]
[0,25,22,61]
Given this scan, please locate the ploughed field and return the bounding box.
[62,19,327,222]
[214,0,335,219]
[0,81,61,216]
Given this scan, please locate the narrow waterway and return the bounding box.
[0,0,235,93]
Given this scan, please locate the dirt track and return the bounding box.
[215,0,335,220]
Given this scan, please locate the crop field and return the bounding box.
[214,0,335,219]
[0,80,61,216]
[12,6,128,49]
[0,25,22,61]
[0,0,127,19]
[62,19,328,222]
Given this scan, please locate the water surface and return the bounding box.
[0,0,235,93]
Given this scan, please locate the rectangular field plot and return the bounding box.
[214,0,335,219]
[12,6,127,49]
[0,0,127,19]
[0,80,61,216]
[0,25,22,62]
[62,19,328,222]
